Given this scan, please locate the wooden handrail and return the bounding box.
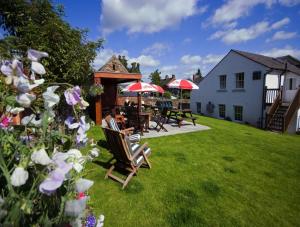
[283,87,300,132]
[266,87,282,127]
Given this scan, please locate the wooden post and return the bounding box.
[94,77,102,125]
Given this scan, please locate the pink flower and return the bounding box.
[0,116,11,128]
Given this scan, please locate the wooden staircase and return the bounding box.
[267,105,288,131]
[266,87,300,132]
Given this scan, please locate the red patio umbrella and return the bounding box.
[123,82,158,93]
[167,79,199,110]
[151,84,165,93]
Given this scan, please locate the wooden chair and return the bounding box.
[153,107,168,132]
[102,127,151,189]
[104,114,140,143]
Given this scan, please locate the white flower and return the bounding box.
[21,114,35,126]
[64,197,88,217]
[31,148,52,165]
[27,49,48,61]
[6,105,24,115]
[16,93,36,107]
[31,61,46,75]
[79,98,89,110]
[96,215,105,227]
[10,167,29,187]
[67,149,82,160]
[67,149,85,173]
[21,114,41,127]
[75,178,94,193]
[73,163,83,173]
[90,147,99,158]
[42,86,60,110]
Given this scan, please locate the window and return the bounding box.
[235,72,244,88]
[219,75,226,89]
[253,71,261,80]
[289,78,296,90]
[219,104,225,118]
[112,64,116,71]
[234,106,243,121]
[196,102,201,113]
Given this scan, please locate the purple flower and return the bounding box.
[76,116,90,145]
[27,49,48,62]
[86,214,97,227]
[64,116,79,129]
[64,86,81,106]
[39,161,72,195]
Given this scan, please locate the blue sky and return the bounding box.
[55,0,300,80]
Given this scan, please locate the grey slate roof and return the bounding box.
[232,49,300,76]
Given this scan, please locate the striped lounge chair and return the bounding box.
[105,115,141,143]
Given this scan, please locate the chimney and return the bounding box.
[192,74,195,81]
[171,75,175,79]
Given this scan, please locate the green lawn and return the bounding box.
[85,116,300,226]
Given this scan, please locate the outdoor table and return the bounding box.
[167,109,196,127]
[139,112,152,131]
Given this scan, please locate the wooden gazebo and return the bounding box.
[94,55,142,125]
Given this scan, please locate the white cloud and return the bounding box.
[93,49,129,70]
[160,65,178,74]
[271,17,290,29]
[267,31,297,42]
[201,54,224,65]
[260,46,300,58]
[183,38,192,44]
[210,18,290,44]
[163,53,225,78]
[278,0,300,6]
[93,49,159,72]
[181,55,202,64]
[142,42,170,56]
[210,0,275,26]
[129,55,160,67]
[101,0,203,34]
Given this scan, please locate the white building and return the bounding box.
[190,49,300,133]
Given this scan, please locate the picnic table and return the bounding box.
[166,109,196,127]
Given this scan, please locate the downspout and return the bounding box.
[260,69,272,128]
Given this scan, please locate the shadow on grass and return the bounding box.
[122,180,144,194]
[201,180,221,197]
[167,208,207,227]
[224,166,238,174]
[222,156,235,162]
[97,139,109,149]
[173,152,187,163]
[164,188,206,226]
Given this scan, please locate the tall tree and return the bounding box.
[149,69,161,85]
[0,0,103,86]
[118,55,141,73]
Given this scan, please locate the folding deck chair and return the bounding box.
[153,107,168,132]
[102,127,151,189]
[105,114,141,143]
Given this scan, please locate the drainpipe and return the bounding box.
[260,69,272,128]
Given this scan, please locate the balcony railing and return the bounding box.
[265,88,280,105]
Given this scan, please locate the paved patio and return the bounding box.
[142,119,210,138]
[102,119,210,138]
